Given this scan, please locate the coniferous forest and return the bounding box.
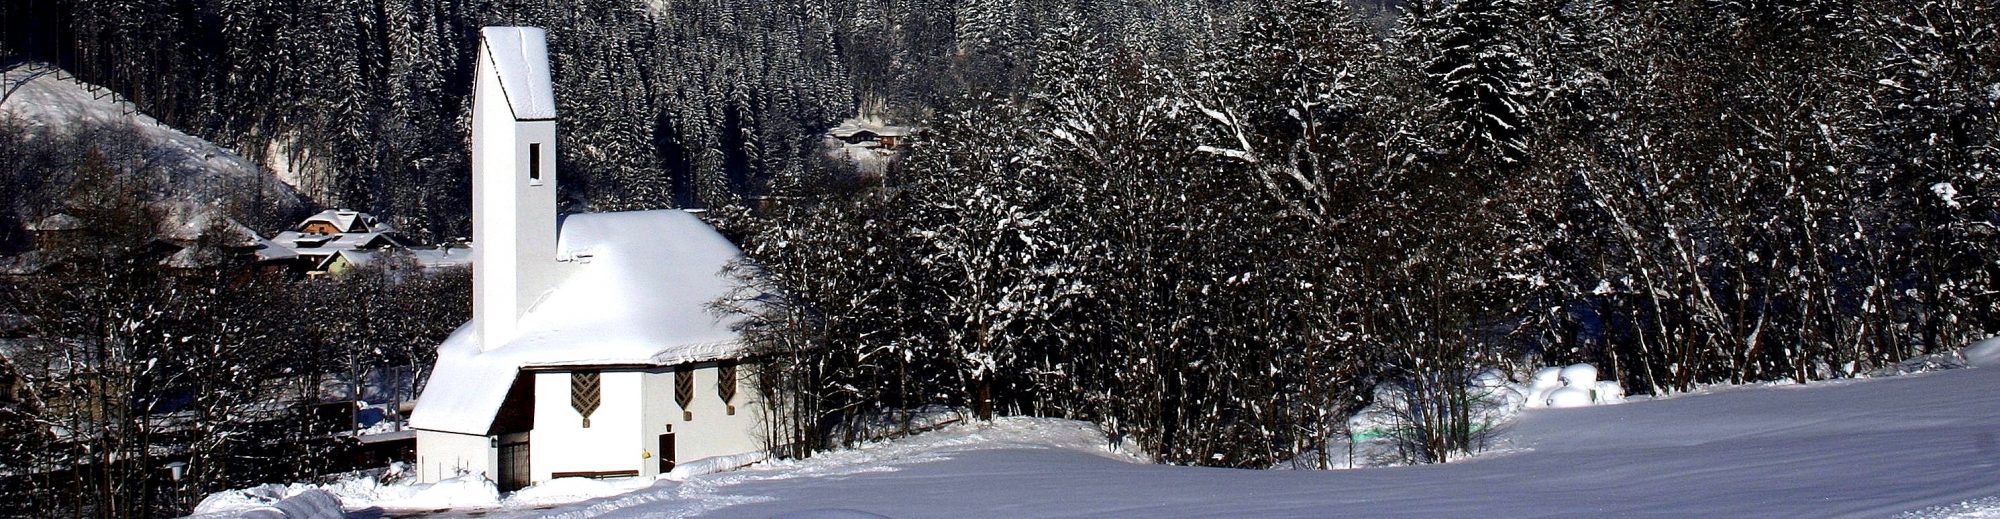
[1,0,1997,515]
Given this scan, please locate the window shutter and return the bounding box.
[718,363,737,415]
[675,366,694,421]
[571,371,601,427]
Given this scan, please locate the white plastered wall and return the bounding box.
[639,363,764,476]
[415,429,497,483]
[530,370,644,481]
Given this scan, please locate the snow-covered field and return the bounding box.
[200,345,2000,518]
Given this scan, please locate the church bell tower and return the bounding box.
[471,26,560,351]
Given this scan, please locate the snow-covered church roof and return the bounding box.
[479,27,556,121]
[409,209,748,435]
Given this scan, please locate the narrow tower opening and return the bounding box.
[529,143,543,184]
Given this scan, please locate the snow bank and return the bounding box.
[266,491,343,519]
[662,451,771,481]
[189,489,344,519]
[193,464,500,516]
[391,473,501,510]
[756,416,1148,476]
[1964,337,2000,368]
[504,476,655,508]
[192,484,292,516]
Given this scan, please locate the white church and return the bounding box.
[409,27,762,491]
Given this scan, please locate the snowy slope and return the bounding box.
[432,364,2000,518]
[0,63,302,216]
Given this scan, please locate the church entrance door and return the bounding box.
[658,431,677,473]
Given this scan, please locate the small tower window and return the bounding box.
[529,143,543,184]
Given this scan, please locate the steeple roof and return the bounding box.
[479,27,557,121]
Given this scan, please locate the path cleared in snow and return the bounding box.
[455,364,2000,519]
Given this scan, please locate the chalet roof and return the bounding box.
[827,120,916,140]
[480,27,557,121]
[322,249,377,270]
[300,209,390,234]
[282,233,334,248]
[252,237,298,262]
[271,231,400,251]
[409,210,748,435]
[329,232,400,249]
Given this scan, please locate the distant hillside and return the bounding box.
[0,62,305,239]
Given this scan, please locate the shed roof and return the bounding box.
[480,27,557,121]
[828,120,916,139]
[409,210,748,435]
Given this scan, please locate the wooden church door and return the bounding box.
[498,438,531,491]
[659,428,676,473]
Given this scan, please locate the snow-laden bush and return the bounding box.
[1346,368,1522,465]
[1545,388,1593,408]
[1560,364,1598,387]
[1343,363,1625,466]
[1523,364,1625,408]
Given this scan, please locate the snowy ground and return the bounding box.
[199,351,2000,518]
[420,363,2000,518]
